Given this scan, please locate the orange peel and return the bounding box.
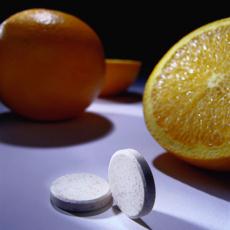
[100,59,141,97]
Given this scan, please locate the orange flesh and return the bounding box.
[152,25,230,148]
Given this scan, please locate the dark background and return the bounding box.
[0,1,228,81]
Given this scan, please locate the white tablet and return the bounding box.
[50,173,112,212]
[108,148,155,218]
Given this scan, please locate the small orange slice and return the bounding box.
[99,59,141,97]
[143,18,230,171]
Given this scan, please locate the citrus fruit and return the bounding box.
[0,9,105,121]
[99,59,141,97]
[143,18,230,171]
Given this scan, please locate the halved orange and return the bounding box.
[99,59,141,97]
[143,18,230,171]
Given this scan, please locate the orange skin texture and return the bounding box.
[0,9,105,121]
[100,59,141,97]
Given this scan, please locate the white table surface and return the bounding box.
[0,85,229,230]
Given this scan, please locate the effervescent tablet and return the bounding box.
[108,148,155,218]
[50,173,112,212]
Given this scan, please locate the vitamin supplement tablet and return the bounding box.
[50,173,112,212]
[108,149,155,218]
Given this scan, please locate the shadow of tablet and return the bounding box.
[0,111,113,147]
[50,199,121,220]
[153,153,230,202]
[136,210,208,230]
[51,199,207,229]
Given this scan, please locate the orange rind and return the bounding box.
[100,59,141,97]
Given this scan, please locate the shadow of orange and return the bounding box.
[153,153,230,201]
[0,111,113,147]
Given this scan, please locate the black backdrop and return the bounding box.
[0,1,228,81]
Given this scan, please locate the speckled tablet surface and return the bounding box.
[108,148,155,218]
[50,173,112,212]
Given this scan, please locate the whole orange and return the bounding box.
[0,9,105,121]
